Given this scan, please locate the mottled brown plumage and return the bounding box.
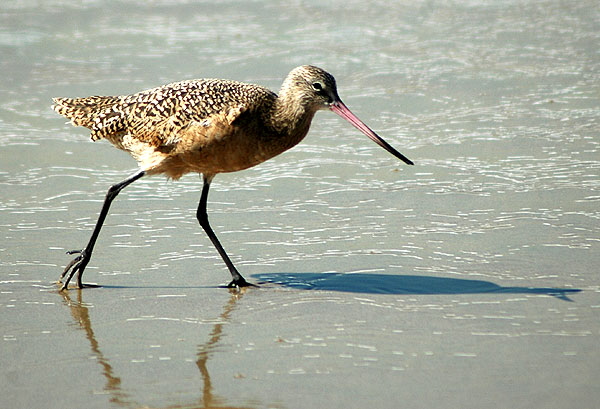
[53,66,335,179]
[53,65,413,290]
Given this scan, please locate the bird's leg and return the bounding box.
[59,170,146,291]
[197,175,254,288]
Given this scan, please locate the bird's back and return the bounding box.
[53,79,277,146]
[53,79,282,178]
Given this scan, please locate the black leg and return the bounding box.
[197,174,253,288]
[59,170,146,290]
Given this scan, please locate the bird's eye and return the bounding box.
[311,81,331,103]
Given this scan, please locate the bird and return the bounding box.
[52,65,414,291]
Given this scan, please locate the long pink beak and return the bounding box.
[330,100,414,165]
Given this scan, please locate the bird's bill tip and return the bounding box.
[330,101,414,165]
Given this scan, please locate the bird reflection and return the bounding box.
[60,289,131,406]
[195,290,248,409]
[59,288,261,409]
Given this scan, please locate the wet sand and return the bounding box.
[2,273,594,409]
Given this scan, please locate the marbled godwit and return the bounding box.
[53,65,413,290]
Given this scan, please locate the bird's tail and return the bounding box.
[52,96,123,140]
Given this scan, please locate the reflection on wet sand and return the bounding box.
[60,290,131,407]
[59,289,260,409]
[194,292,253,409]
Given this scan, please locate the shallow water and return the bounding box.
[1,1,599,408]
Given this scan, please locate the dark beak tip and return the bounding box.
[398,154,414,166]
[330,101,414,166]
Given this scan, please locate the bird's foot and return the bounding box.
[58,249,91,291]
[227,277,258,289]
[57,281,100,291]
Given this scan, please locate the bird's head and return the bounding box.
[282,65,414,166]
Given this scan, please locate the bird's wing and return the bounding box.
[121,79,276,150]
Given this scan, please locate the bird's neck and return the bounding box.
[268,86,318,150]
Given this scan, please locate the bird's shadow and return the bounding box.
[252,272,581,302]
